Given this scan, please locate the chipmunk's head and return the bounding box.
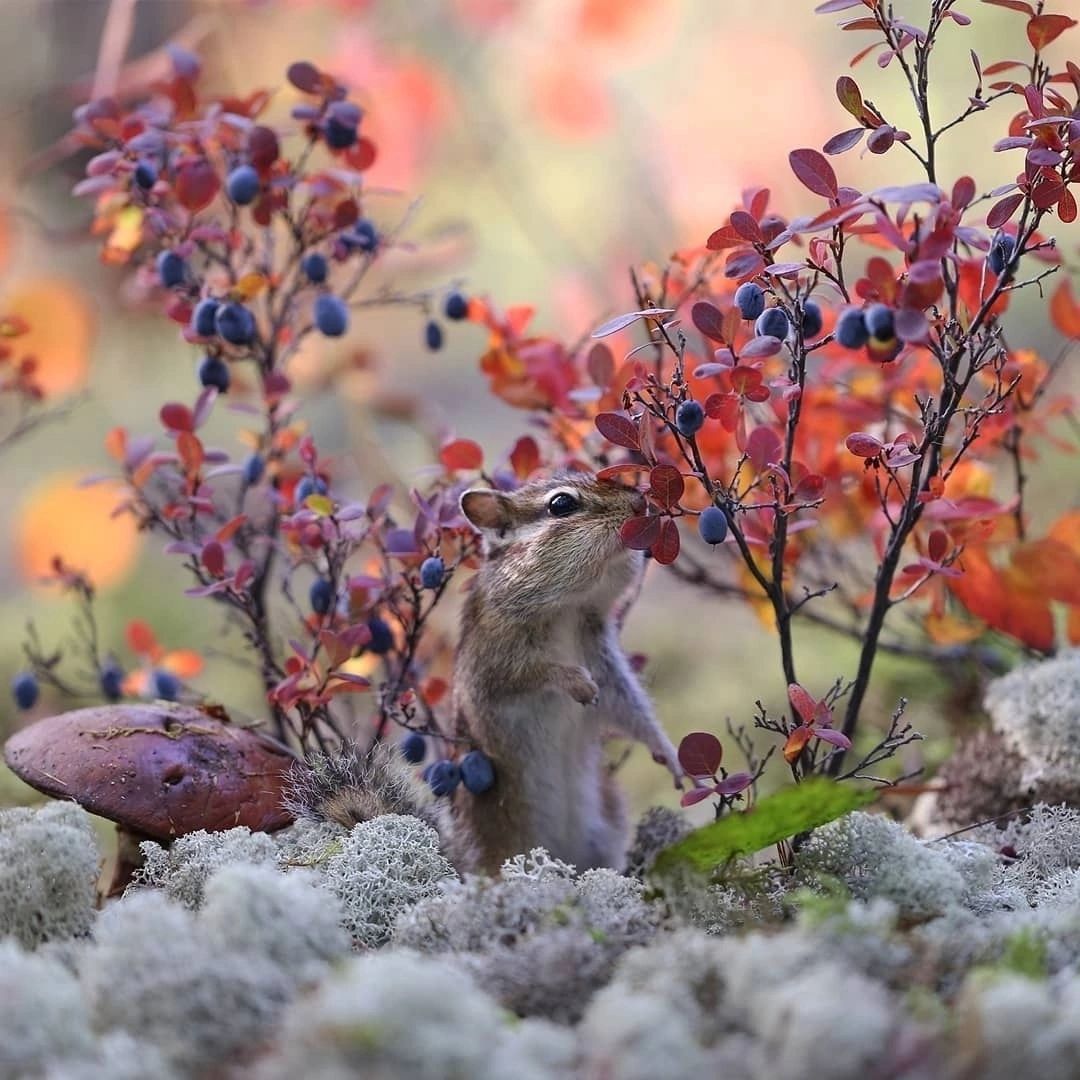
[460,472,646,609]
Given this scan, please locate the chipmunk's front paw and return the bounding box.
[565,666,600,706]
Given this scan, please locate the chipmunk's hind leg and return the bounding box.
[583,764,629,870]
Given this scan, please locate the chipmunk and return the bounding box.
[287,472,684,874]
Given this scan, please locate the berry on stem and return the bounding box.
[342,220,378,253]
[420,556,445,590]
[366,616,394,655]
[698,506,728,546]
[295,475,328,505]
[835,308,869,350]
[243,453,265,486]
[12,671,39,710]
[215,302,256,346]
[444,292,469,321]
[802,300,823,339]
[309,577,334,616]
[151,670,180,702]
[755,307,790,340]
[198,355,230,393]
[864,303,895,343]
[314,294,349,337]
[425,320,444,351]
[401,732,427,765]
[734,282,766,321]
[157,250,186,288]
[191,298,220,338]
[133,160,157,190]
[676,400,705,437]
[301,252,328,284]
[225,164,260,206]
[460,750,495,794]
[988,233,1016,276]
[428,759,461,797]
[100,660,124,702]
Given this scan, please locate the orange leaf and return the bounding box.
[176,431,204,475]
[162,650,204,678]
[104,427,128,463]
[439,438,484,472]
[1027,13,1077,50]
[1067,606,1080,647]
[1050,280,1080,338]
[215,514,247,543]
[924,611,985,645]
[1012,538,1080,604]
[783,725,813,765]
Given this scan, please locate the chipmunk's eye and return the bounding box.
[547,492,580,518]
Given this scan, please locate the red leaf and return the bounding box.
[823,128,866,155]
[952,176,976,210]
[1031,172,1065,211]
[652,518,681,565]
[729,210,763,242]
[691,301,727,342]
[160,403,194,433]
[927,528,949,564]
[176,431,203,474]
[681,786,716,808]
[816,0,866,12]
[845,432,884,458]
[787,683,817,724]
[678,731,723,778]
[286,61,322,92]
[1027,13,1077,50]
[706,224,744,251]
[1059,189,1078,224]
[789,148,839,199]
[648,464,685,509]
[835,74,865,118]
[439,438,484,471]
[215,514,247,543]
[986,192,1024,228]
[595,412,641,450]
[509,436,540,480]
[201,540,225,577]
[175,159,220,213]
[724,249,766,279]
[746,425,783,471]
[620,514,661,551]
[982,0,1033,12]
[587,342,615,388]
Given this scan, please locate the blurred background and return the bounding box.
[0,0,1075,816]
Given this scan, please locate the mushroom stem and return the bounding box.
[106,825,151,898]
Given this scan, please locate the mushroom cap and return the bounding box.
[3,702,295,840]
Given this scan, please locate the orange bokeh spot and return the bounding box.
[16,474,141,589]
[3,278,94,396]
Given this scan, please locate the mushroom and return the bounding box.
[3,701,297,894]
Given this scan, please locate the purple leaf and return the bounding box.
[823,128,866,155]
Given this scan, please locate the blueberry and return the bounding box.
[11,671,39,710]
[401,732,427,765]
[198,355,230,393]
[420,556,445,590]
[460,750,495,795]
[301,252,328,284]
[675,400,705,437]
[342,219,378,253]
[324,116,358,150]
[835,308,869,350]
[428,759,461,797]
[864,303,896,342]
[314,294,349,337]
[734,282,766,321]
[100,660,124,702]
[444,292,469,321]
[151,669,180,701]
[133,160,157,190]
[156,250,186,288]
[295,475,328,505]
[754,307,790,339]
[366,616,394,655]
[698,506,728,546]
[309,577,335,616]
[226,164,260,206]
[191,298,220,337]
[215,302,256,346]
[801,300,823,339]
[988,233,1016,276]
[424,320,444,351]
[243,453,265,485]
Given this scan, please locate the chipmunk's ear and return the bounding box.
[460,488,513,533]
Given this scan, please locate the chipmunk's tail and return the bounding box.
[284,740,442,832]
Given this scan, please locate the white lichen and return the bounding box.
[0,801,100,949]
